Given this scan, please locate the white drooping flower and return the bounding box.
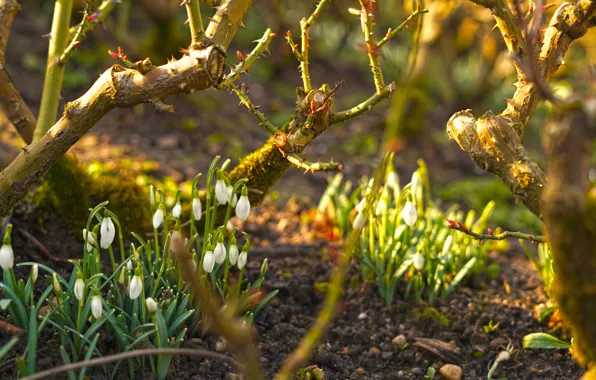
[386,170,399,191]
[401,201,418,227]
[355,197,366,213]
[228,244,239,266]
[153,207,164,229]
[215,175,229,204]
[172,202,182,218]
[214,241,226,264]
[91,295,103,319]
[235,186,250,221]
[31,264,38,284]
[375,188,390,216]
[353,212,366,229]
[442,235,453,257]
[126,260,133,271]
[0,244,14,270]
[100,216,116,249]
[192,198,202,221]
[203,250,215,273]
[413,252,425,271]
[237,250,248,270]
[82,229,97,251]
[227,186,237,207]
[129,273,142,300]
[74,278,85,301]
[146,297,158,313]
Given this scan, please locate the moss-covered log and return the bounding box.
[542,102,596,377]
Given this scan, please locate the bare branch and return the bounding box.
[205,0,254,50]
[0,46,225,217]
[182,0,205,46]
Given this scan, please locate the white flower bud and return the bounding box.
[82,229,97,251]
[172,203,182,218]
[126,260,133,271]
[235,195,251,221]
[0,244,14,270]
[74,278,85,301]
[215,179,229,204]
[146,297,158,313]
[192,198,202,221]
[129,275,142,300]
[352,212,366,229]
[100,217,116,249]
[413,252,425,271]
[52,273,62,295]
[91,295,103,319]
[238,250,247,270]
[214,242,226,264]
[152,208,164,229]
[401,201,418,227]
[31,264,38,284]
[356,198,366,213]
[496,350,510,363]
[203,251,215,273]
[387,170,399,190]
[229,245,239,265]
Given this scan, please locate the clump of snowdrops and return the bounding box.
[318,158,495,305]
[0,156,275,379]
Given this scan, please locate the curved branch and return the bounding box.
[0,46,225,217]
[205,0,254,50]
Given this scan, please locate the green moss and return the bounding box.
[414,306,451,327]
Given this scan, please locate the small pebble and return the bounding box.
[358,312,367,320]
[368,347,381,355]
[439,364,463,380]
[392,334,407,346]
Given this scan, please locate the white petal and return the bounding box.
[355,198,366,213]
[31,264,38,283]
[83,229,97,251]
[0,245,14,270]
[74,279,85,301]
[352,212,366,229]
[129,276,142,299]
[442,235,453,257]
[203,251,215,273]
[100,217,116,249]
[214,242,226,264]
[387,171,399,190]
[91,296,103,319]
[401,202,418,227]
[413,253,425,271]
[215,180,228,204]
[172,203,182,218]
[228,245,239,265]
[153,209,164,229]
[126,260,133,271]
[192,198,202,221]
[238,251,247,270]
[227,186,233,204]
[146,297,158,313]
[235,195,250,222]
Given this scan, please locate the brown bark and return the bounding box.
[542,101,596,375]
[0,45,225,217]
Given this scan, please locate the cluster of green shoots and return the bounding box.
[0,157,276,379]
[318,158,494,305]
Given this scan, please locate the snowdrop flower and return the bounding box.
[386,170,399,190]
[228,185,238,207]
[74,275,85,301]
[235,186,251,221]
[355,197,366,213]
[52,273,62,296]
[0,225,14,270]
[229,244,239,266]
[129,269,142,300]
[353,211,366,229]
[153,206,164,229]
[401,201,418,227]
[214,238,226,264]
[126,260,133,271]
[31,264,38,285]
[215,171,229,204]
[82,228,97,251]
[442,235,453,257]
[100,216,116,249]
[375,188,390,216]
[192,197,202,221]
[238,250,248,270]
[91,292,103,319]
[413,252,425,271]
[146,297,158,314]
[203,250,215,273]
[172,202,182,219]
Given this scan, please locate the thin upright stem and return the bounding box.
[184,0,204,45]
[34,0,73,142]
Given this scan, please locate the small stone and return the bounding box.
[490,337,509,350]
[368,347,381,355]
[355,367,365,374]
[358,312,367,320]
[439,364,463,380]
[381,351,394,359]
[215,337,227,352]
[392,334,407,346]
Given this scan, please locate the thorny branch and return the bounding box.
[446,218,547,242]
[447,0,596,218]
